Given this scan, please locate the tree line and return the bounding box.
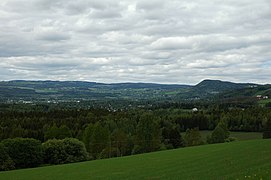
[1,106,271,170]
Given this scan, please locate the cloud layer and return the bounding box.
[0,0,270,84]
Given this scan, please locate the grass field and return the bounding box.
[258,99,271,107]
[1,139,271,179]
[200,131,262,141]
[181,131,262,142]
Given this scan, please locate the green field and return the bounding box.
[1,139,271,179]
[181,131,262,142]
[258,99,271,106]
[201,131,262,141]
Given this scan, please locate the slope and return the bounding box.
[1,139,271,179]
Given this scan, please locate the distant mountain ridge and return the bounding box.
[2,80,190,89]
[0,79,269,103]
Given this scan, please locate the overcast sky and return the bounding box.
[0,0,270,84]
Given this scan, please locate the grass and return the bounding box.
[201,130,262,141]
[258,99,271,106]
[181,131,262,142]
[1,139,271,179]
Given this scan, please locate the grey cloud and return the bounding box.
[36,31,71,41]
[0,0,270,84]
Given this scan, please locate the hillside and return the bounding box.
[181,79,258,99]
[1,139,271,179]
[0,80,190,103]
[217,84,271,107]
[1,79,267,104]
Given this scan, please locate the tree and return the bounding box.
[42,139,66,164]
[184,128,203,147]
[44,124,72,141]
[2,138,43,168]
[0,143,15,171]
[82,122,110,159]
[207,120,230,144]
[10,125,26,138]
[82,123,94,153]
[63,138,88,163]
[263,118,271,139]
[134,113,161,153]
[162,123,183,149]
[43,138,88,164]
[111,129,129,156]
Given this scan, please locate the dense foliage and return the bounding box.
[0,102,271,171]
[0,143,15,171]
[43,138,88,164]
[1,138,43,169]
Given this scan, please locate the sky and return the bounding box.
[0,0,271,85]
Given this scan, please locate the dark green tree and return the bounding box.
[184,128,203,146]
[134,113,161,153]
[82,122,110,159]
[263,118,271,139]
[44,124,72,141]
[162,123,183,149]
[111,129,129,156]
[0,143,15,171]
[207,120,230,143]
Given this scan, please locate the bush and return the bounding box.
[63,138,88,163]
[43,138,88,165]
[43,139,67,164]
[1,138,43,169]
[0,143,15,171]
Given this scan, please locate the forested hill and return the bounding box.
[184,79,259,98]
[0,80,190,102]
[195,79,257,92]
[0,80,189,89]
[0,79,269,103]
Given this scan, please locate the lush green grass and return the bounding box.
[181,131,262,142]
[1,139,271,179]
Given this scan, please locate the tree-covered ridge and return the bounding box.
[0,79,269,104]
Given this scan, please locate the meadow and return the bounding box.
[1,139,270,179]
[193,130,263,142]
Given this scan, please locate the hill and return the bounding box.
[217,84,271,107]
[1,139,271,179]
[180,79,258,99]
[0,80,190,103]
[0,79,269,104]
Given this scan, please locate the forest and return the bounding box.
[1,102,271,171]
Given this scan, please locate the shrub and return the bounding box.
[43,138,88,165]
[63,138,88,163]
[0,143,15,171]
[43,139,67,164]
[1,138,43,169]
